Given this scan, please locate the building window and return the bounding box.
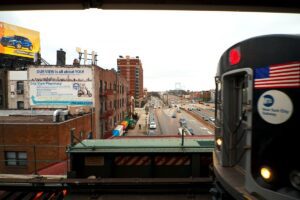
[100,80,103,93]
[0,95,2,106]
[5,151,27,166]
[0,79,2,91]
[17,101,24,109]
[16,81,24,94]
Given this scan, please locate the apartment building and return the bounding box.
[117,55,144,107]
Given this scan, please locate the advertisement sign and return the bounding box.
[29,67,92,81]
[29,67,94,107]
[0,21,40,59]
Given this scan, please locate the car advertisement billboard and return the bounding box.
[29,67,94,107]
[0,21,40,59]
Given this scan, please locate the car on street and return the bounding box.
[149,121,157,129]
[188,128,194,135]
[179,118,187,127]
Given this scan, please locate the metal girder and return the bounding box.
[0,0,300,13]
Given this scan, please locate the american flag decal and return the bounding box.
[254,62,300,89]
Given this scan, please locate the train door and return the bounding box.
[220,68,252,170]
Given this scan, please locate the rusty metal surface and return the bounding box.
[0,176,212,184]
[0,176,213,199]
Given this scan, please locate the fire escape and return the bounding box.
[100,88,116,137]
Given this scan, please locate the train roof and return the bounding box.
[216,34,300,75]
[68,137,214,153]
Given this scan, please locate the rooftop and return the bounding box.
[0,115,53,123]
[0,110,89,124]
[68,137,214,153]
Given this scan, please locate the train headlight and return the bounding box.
[290,170,300,190]
[216,138,222,151]
[260,166,272,181]
[216,138,222,146]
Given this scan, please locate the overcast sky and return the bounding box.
[1,10,300,91]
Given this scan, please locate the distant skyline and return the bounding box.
[1,10,300,91]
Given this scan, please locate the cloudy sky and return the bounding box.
[1,10,300,91]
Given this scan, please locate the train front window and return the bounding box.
[221,69,252,167]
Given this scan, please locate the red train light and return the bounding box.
[229,48,241,65]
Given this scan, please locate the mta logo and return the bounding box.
[73,83,80,90]
[263,94,274,107]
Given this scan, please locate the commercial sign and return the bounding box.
[29,67,94,107]
[0,21,40,59]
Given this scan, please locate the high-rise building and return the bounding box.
[117,55,144,107]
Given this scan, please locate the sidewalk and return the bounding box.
[127,107,148,136]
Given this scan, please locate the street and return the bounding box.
[139,96,214,136]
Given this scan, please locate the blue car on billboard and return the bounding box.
[0,35,33,50]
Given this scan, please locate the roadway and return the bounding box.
[146,96,214,136]
[155,107,213,135]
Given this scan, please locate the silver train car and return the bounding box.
[212,34,300,200]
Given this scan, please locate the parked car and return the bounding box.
[149,121,157,129]
[188,128,194,135]
[179,118,187,127]
[1,35,33,50]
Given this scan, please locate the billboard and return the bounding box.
[0,21,40,59]
[29,67,94,107]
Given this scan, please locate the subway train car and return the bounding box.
[212,35,300,200]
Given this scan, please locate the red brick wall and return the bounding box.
[117,57,143,99]
[0,114,92,174]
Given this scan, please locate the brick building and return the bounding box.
[27,65,130,139]
[7,71,30,109]
[0,64,130,174]
[117,56,144,107]
[0,70,7,109]
[200,91,212,102]
[0,111,93,174]
[98,68,130,138]
[0,65,130,139]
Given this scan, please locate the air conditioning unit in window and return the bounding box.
[16,89,24,95]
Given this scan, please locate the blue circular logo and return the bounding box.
[263,94,274,107]
[73,83,80,90]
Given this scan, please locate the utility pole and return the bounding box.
[181,127,185,146]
